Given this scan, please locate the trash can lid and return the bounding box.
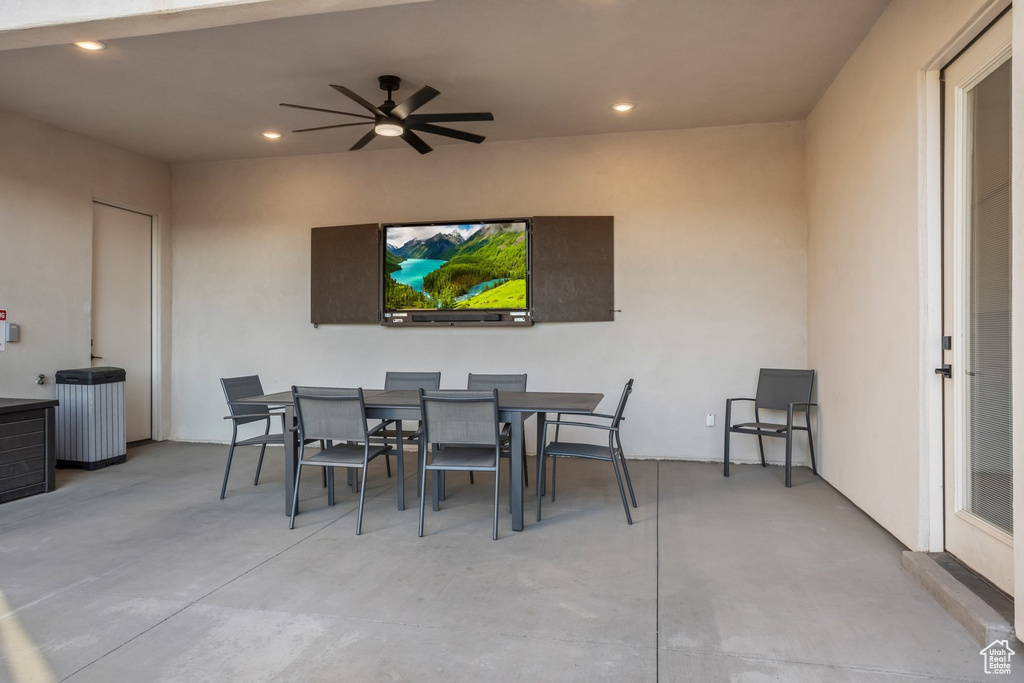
[55,367,126,384]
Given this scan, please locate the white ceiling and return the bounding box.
[0,0,889,163]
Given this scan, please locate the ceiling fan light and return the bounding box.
[261,131,283,139]
[375,121,404,137]
[611,102,635,112]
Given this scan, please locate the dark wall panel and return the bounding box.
[531,216,614,322]
[310,223,379,324]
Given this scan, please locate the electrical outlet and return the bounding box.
[706,413,715,428]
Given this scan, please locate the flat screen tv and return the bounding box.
[382,218,531,326]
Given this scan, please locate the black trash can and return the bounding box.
[55,367,126,469]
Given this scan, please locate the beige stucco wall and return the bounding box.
[805,0,988,551]
[170,122,810,460]
[0,107,173,437]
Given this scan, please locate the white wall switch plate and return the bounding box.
[706,413,715,427]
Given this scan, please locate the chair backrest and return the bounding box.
[420,389,500,446]
[610,379,634,427]
[292,386,368,442]
[221,375,270,425]
[754,369,815,412]
[467,373,527,393]
[384,371,441,391]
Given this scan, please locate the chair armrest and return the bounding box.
[366,421,389,437]
[555,412,616,421]
[785,402,817,429]
[226,401,283,410]
[223,413,277,420]
[543,419,618,433]
[724,398,756,430]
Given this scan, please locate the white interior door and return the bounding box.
[92,202,153,443]
[941,10,1013,594]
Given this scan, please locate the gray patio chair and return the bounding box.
[219,375,288,499]
[374,371,441,479]
[466,373,528,488]
[418,389,502,540]
[289,386,392,534]
[723,368,816,487]
[220,375,329,499]
[536,379,637,525]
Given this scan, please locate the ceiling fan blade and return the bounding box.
[401,129,433,154]
[407,122,485,144]
[392,85,441,119]
[405,112,494,124]
[350,128,378,151]
[292,122,374,133]
[330,85,386,117]
[279,103,374,120]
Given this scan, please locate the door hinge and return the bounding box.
[942,335,951,350]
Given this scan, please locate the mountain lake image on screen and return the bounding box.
[384,221,528,311]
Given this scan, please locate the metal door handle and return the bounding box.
[91,354,103,360]
[934,364,951,378]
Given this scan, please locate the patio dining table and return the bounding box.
[233,389,603,531]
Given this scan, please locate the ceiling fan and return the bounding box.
[280,75,494,154]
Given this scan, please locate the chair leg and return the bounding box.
[385,454,393,478]
[492,463,501,541]
[551,454,558,503]
[327,467,335,506]
[536,452,544,497]
[785,431,793,488]
[396,441,406,512]
[723,427,731,478]
[807,418,817,475]
[254,444,266,486]
[322,467,327,488]
[356,464,369,535]
[289,463,304,529]
[433,469,442,512]
[616,433,637,507]
[220,427,238,500]
[418,442,428,537]
[757,434,767,467]
[439,471,446,502]
[469,471,475,485]
[536,450,546,523]
[522,451,529,488]
[415,438,422,499]
[609,450,633,525]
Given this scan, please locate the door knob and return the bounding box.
[935,364,951,378]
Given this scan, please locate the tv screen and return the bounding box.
[383,219,529,313]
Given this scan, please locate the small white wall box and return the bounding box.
[6,323,18,342]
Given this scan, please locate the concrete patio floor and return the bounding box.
[0,442,996,681]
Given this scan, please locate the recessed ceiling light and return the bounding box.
[261,131,283,140]
[611,103,635,112]
[74,41,107,51]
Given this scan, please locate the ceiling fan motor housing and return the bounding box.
[378,74,401,92]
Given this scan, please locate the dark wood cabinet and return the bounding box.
[0,399,57,504]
